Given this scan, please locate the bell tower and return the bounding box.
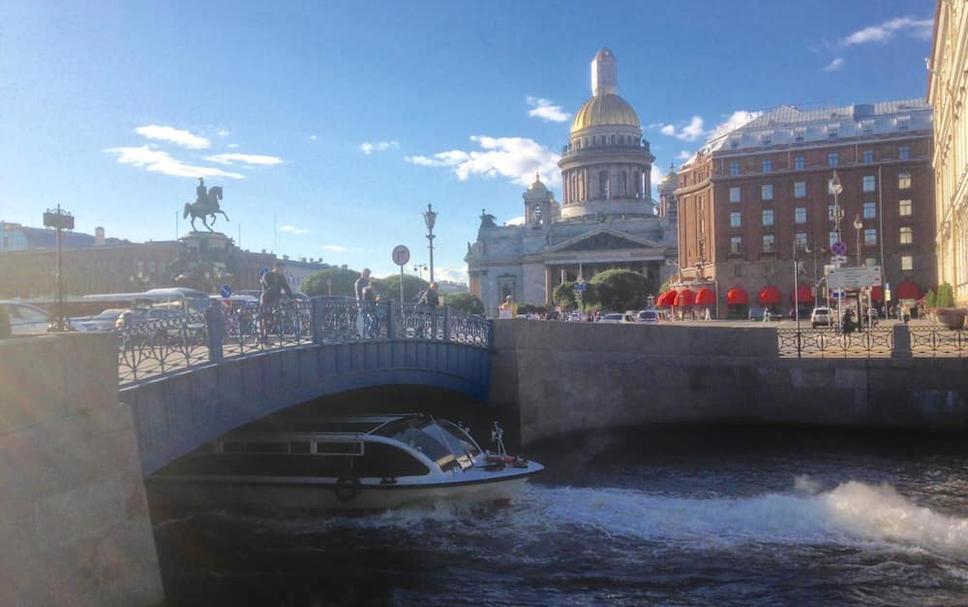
[522,174,558,227]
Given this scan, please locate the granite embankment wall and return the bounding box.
[489,321,968,445]
[0,334,164,606]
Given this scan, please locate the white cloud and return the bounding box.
[105,145,244,179]
[708,110,763,140]
[650,165,665,189]
[434,267,468,283]
[360,140,400,155]
[405,135,560,187]
[841,16,932,46]
[309,134,318,141]
[278,225,309,235]
[505,216,526,226]
[659,116,706,142]
[217,129,230,137]
[823,57,846,72]
[134,125,210,149]
[321,244,363,253]
[205,152,283,166]
[227,143,240,149]
[526,97,570,123]
[677,150,692,161]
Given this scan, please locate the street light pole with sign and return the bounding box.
[422,204,437,284]
[392,245,411,304]
[43,205,74,332]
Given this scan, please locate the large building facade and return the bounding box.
[465,49,678,315]
[930,0,968,306]
[676,100,935,315]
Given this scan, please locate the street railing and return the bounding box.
[777,327,894,358]
[910,326,968,357]
[118,298,492,386]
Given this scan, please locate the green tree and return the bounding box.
[516,303,549,315]
[924,288,937,309]
[553,281,599,311]
[301,267,360,297]
[377,274,429,303]
[589,269,649,311]
[937,282,955,308]
[444,292,484,315]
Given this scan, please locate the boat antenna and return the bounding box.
[491,421,506,457]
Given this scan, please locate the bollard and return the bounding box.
[205,304,225,363]
[891,323,911,358]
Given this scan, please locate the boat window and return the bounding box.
[246,441,288,454]
[349,443,429,478]
[433,421,482,457]
[222,441,244,454]
[315,441,364,456]
[289,441,312,454]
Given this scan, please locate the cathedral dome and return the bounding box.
[570,94,640,133]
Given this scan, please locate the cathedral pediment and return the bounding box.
[548,228,661,253]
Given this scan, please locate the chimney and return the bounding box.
[282,254,289,261]
[95,226,105,246]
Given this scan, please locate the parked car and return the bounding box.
[810,306,833,328]
[0,301,50,335]
[70,308,129,332]
[634,310,660,324]
[597,312,631,324]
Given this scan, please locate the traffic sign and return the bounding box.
[830,255,848,266]
[831,241,848,256]
[574,282,588,293]
[391,245,411,266]
[827,265,882,290]
[219,284,233,298]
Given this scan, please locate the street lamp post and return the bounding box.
[793,239,801,333]
[43,205,74,332]
[853,214,863,267]
[422,204,437,284]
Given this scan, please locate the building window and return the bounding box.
[762,234,776,253]
[729,161,740,176]
[730,212,742,228]
[762,134,772,146]
[863,150,874,164]
[828,152,839,167]
[762,159,773,173]
[599,170,609,198]
[762,208,774,226]
[859,228,875,246]
[900,226,913,245]
[794,181,806,198]
[863,202,876,219]
[795,207,807,224]
[862,175,876,192]
[794,130,805,144]
[794,155,805,170]
[761,184,773,201]
[897,117,910,132]
[901,255,913,271]
[828,125,839,138]
[795,232,808,250]
[730,236,743,254]
[729,187,741,203]
[899,145,910,160]
[829,231,839,247]
[899,199,912,216]
[898,172,911,189]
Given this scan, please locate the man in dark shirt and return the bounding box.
[260,261,293,340]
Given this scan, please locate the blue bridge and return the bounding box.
[117,299,493,474]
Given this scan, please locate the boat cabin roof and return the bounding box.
[237,414,425,436]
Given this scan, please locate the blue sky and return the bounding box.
[1,1,935,282]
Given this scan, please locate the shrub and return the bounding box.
[553,281,599,311]
[377,274,429,303]
[302,267,361,297]
[923,288,937,309]
[937,282,955,308]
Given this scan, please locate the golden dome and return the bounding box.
[570,93,640,133]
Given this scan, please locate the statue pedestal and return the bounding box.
[171,232,238,293]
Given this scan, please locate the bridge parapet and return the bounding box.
[118,298,491,386]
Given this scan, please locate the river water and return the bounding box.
[153,427,968,606]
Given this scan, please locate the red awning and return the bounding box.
[896,280,922,300]
[791,284,814,305]
[656,290,677,308]
[695,287,715,306]
[870,286,884,302]
[674,288,696,307]
[758,285,781,306]
[726,287,749,305]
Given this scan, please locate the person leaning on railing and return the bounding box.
[260,261,293,341]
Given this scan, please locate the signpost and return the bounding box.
[827,265,882,290]
[392,245,411,304]
[219,284,233,299]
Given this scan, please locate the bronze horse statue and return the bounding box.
[183,185,229,231]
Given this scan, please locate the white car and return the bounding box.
[810,307,833,328]
[597,312,630,324]
[634,310,660,324]
[0,301,50,335]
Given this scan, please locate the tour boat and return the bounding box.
[148,414,543,511]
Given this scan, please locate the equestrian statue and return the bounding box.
[184,178,229,231]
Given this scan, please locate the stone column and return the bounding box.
[545,267,553,304]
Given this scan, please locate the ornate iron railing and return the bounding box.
[777,327,894,358]
[910,326,968,357]
[118,298,492,386]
